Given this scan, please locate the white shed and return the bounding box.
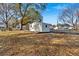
[29,22,51,32]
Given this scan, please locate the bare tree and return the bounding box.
[59,6,79,30]
[0,3,16,30]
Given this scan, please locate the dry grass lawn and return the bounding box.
[0,30,79,56]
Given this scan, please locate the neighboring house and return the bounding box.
[52,25,58,30]
[0,22,6,31]
[57,24,73,30]
[53,26,58,30]
[47,24,53,31]
[29,21,52,32]
[16,23,21,30]
[8,18,18,30]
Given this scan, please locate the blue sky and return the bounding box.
[42,3,76,25]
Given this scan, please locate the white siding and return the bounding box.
[29,22,51,32]
[29,22,42,32]
[41,23,50,32]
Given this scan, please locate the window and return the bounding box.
[46,25,47,27]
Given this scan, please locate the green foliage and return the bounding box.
[22,16,31,25]
[26,8,43,22]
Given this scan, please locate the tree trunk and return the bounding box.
[20,18,23,30]
[5,23,9,30]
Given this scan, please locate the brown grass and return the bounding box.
[0,30,79,56]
